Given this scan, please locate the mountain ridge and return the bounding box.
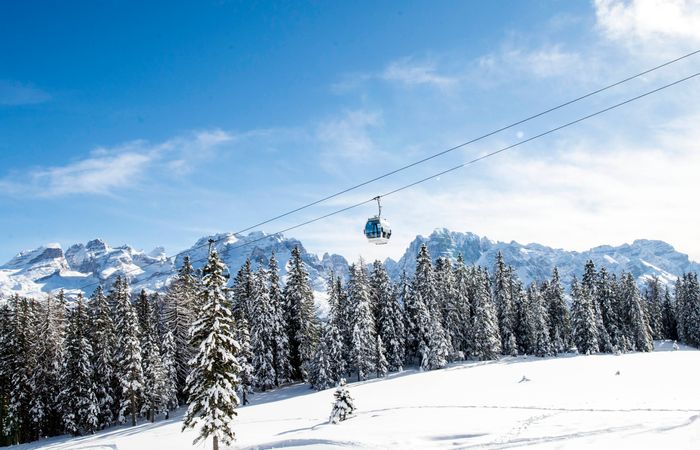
[2,229,698,300]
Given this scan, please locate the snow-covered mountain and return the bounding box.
[385,228,700,288]
[1,229,698,300]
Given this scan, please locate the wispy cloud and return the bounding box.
[381,58,458,89]
[0,130,233,197]
[0,80,51,106]
[315,109,384,171]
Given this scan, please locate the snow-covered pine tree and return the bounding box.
[0,300,15,445]
[644,277,664,340]
[582,261,612,353]
[525,283,552,357]
[160,330,179,418]
[60,294,99,436]
[231,258,254,322]
[676,273,700,347]
[412,245,450,370]
[544,267,570,355]
[250,268,276,391]
[88,285,118,428]
[136,289,166,423]
[618,272,653,352]
[236,317,255,405]
[375,335,389,378]
[370,260,404,371]
[435,257,462,360]
[182,249,241,450]
[163,256,198,403]
[329,379,356,424]
[4,295,39,444]
[283,246,319,381]
[510,273,529,355]
[471,268,502,360]
[348,262,377,381]
[661,286,679,341]
[309,323,335,390]
[493,252,517,356]
[570,277,599,355]
[29,294,64,438]
[112,278,145,426]
[596,268,625,352]
[268,253,291,386]
[453,254,473,357]
[326,272,347,377]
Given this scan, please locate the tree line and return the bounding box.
[0,244,699,446]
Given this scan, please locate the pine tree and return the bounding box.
[136,289,167,423]
[583,261,612,353]
[29,295,64,438]
[348,263,377,381]
[675,273,700,347]
[619,272,653,352]
[329,379,355,424]
[163,256,198,403]
[88,285,118,428]
[375,336,389,378]
[182,249,241,450]
[412,245,450,369]
[510,275,529,355]
[309,324,335,391]
[596,269,624,352]
[60,294,99,436]
[544,268,570,354]
[160,330,179,418]
[493,252,517,356]
[370,261,404,371]
[5,295,39,444]
[570,277,599,355]
[250,268,276,391]
[644,277,664,339]
[525,283,552,357]
[435,257,462,360]
[661,286,679,341]
[112,277,144,426]
[453,255,473,357]
[268,253,291,386]
[236,317,255,405]
[231,259,254,322]
[283,246,319,381]
[471,268,502,360]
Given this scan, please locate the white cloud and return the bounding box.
[0,80,51,106]
[316,110,383,171]
[381,58,458,89]
[0,130,233,197]
[594,0,700,52]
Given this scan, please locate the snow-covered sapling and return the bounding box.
[329,379,356,424]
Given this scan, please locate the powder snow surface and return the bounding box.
[18,341,700,449]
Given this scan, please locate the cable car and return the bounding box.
[364,196,391,245]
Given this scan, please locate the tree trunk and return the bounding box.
[213,435,219,450]
[130,392,136,426]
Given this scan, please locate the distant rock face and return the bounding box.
[1,229,698,300]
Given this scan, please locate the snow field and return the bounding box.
[17,343,700,450]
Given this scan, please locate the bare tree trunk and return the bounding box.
[213,435,219,450]
[131,392,136,426]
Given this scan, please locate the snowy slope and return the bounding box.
[16,341,700,449]
[2,229,699,299]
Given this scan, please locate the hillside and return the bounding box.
[2,229,699,300]
[17,342,700,450]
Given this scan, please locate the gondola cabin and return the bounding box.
[364,216,391,245]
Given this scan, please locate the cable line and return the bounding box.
[231,49,700,235]
[64,69,700,294]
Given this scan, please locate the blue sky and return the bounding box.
[1,0,700,263]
